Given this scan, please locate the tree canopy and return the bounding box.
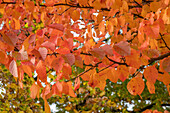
[0,0,170,112]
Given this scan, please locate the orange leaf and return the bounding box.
[117,65,129,82]
[36,60,47,82]
[146,81,155,94]
[95,80,106,90]
[67,81,76,97]
[9,60,18,77]
[25,1,35,12]
[127,77,145,95]
[71,10,80,21]
[56,81,63,92]
[51,83,62,97]
[44,98,51,113]
[22,64,32,77]
[74,77,80,91]
[62,81,69,95]
[51,57,64,73]
[62,63,72,79]
[157,72,170,85]
[81,67,96,81]
[0,50,9,64]
[107,68,119,83]
[144,66,158,83]
[162,57,170,72]
[75,55,83,68]
[30,82,40,99]
[126,50,141,68]
[13,18,20,30]
[114,41,131,56]
[99,21,105,34]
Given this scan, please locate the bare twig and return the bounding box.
[159,33,170,50]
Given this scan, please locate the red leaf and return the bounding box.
[41,41,55,51]
[38,47,48,60]
[63,53,75,65]
[47,23,64,32]
[113,41,131,56]
[90,48,106,59]
[101,44,114,56]
[9,60,18,77]
[36,60,47,82]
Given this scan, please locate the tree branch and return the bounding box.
[97,63,115,73]
[137,103,170,112]
[106,55,129,66]
[149,52,170,64]
[159,33,170,50]
[66,61,102,82]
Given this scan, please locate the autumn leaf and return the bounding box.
[90,48,106,59]
[101,44,114,56]
[41,41,55,51]
[74,77,80,91]
[63,53,75,65]
[146,81,155,94]
[162,57,170,72]
[9,60,18,77]
[47,23,64,32]
[36,60,47,82]
[38,47,48,60]
[22,64,32,77]
[144,66,158,83]
[127,77,145,95]
[107,68,119,83]
[0,50,9,64]
[51,57,64,73]
[30,82,40,99]
[2,31,18,46]
[113,41,131,56]
[44,98,51,113]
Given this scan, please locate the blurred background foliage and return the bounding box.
[0,64,169,113]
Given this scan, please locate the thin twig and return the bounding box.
[159,33,170,50]
[97,63,115,73]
